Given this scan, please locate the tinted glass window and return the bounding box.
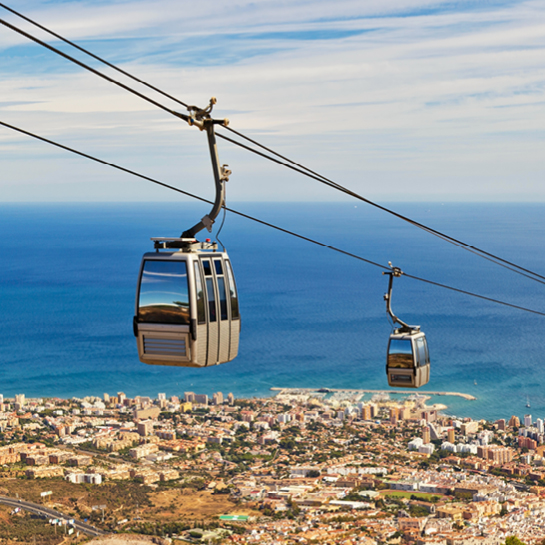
[206,278,217,322]
[416,337,428,365]
[214,259,223,275]
[388,338,414,368]
[193,262,206,324]
[217,277,228,320]
[138,260,189,324]
[225,260,239,320]
[202,260,212,276]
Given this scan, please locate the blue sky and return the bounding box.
[0,0,544,201]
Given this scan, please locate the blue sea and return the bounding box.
[1,202,544,422]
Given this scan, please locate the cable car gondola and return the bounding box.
[133,100,240,367]
[383,265,430,388]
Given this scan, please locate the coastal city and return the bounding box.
[0,389,544,544]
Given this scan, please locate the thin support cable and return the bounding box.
[0,2,190,109]
[216,131,545,286]
[2,9,545,286]
[403,273,545,317]
[0,17,189,123]
[1,118,545,318]
[216,206,227,251]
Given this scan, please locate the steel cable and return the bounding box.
[2,118,544,317]
[2,5,545,285]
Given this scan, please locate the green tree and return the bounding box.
[409,504,429,517]
[505,536,526,545]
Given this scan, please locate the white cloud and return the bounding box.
[0,0,544,201]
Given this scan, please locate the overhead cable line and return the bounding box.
[0,2,190,110]
[215,131,545,287]
[0,17,189,123]
[0,119,386,271]
[2,118,545,318]
[2,6,545,287]
[216,130,545,285]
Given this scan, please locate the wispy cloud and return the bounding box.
[0,0,544,201]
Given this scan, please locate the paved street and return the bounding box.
[0,495,106,537]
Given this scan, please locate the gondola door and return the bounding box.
[213,257,231,364]
[201,257,219,365]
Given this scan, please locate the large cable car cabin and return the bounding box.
[384,265,430,388]
[134,99,240,367]
[135,239,240,367]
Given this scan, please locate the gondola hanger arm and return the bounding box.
[181,98,231,240]
[383,262,413,332]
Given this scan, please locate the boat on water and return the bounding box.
[526,396,531,408]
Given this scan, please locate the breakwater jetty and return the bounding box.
[270,387,476,401]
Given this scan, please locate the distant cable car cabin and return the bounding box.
[383,265,430,388]
[133,99,240,367]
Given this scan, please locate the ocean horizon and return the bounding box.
[1,201,544,422]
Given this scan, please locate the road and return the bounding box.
[0,494,106,537]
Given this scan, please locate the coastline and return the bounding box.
[270,387,476,401]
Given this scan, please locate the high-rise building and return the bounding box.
[422,427,430,445]
[495,419,506,431]
[213,392,224,405]
[524,414,533,428]
[448,428,456,444]
[361,405,371,420]
[137,420,154,437]
[422,410,437,423]
[419,444,435,455]
[368,403,378,418]
[389,408,399,425]
[537,419,544,434]
[227,393,235,405]
[408,438,423,450]
[15,394,25,407]
[158,393,166,401]
[460,421,479,435]
[509,415,520,428]
[184,392,196,403]
[103,393,110,403]
[487,445,513,464]
[117,392,126,404]
[518,436,537,450]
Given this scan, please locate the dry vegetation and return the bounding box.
[0,478,258,541]
[0,479,152,523]
[147,488,257,519]
[0,504,64,545]
[88,536,167,545]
